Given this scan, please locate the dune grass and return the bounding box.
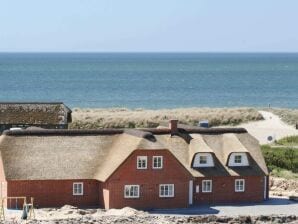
[270,168,298,180]
[69,107,263,129]
[275,135,298,146]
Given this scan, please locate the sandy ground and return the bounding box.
[270,177,298,198]
[2,201,298,223]
[236,111,298,144]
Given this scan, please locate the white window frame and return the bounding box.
[124,185,140,198]
[202,180,212,193]
[137,156,147,169]
[73,182,84,196]
[152,156,163,169]
[159,184,174,198]
[234,155,242,164]
[235,179,245,192]
[199,155,208,164]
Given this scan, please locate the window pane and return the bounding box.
[137,156,147,169]
[200,156,207,164]
[235,155,242,163]
[153,156,162,168]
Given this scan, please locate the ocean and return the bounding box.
[0,53,298,109]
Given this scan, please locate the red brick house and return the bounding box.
[0,121,269,209]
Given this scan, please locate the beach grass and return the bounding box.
[275,135,298,146]
[69,107,263,129]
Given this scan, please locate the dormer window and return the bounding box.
[199,156,207,164]
[234,155,242,164]
[193,153,214,167]
[228,153,249,167]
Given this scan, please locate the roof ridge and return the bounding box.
[2,127,247,136]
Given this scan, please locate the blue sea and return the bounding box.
[0,53,298,109]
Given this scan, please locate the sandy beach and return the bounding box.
[236,111,298,144]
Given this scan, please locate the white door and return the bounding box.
[189,180,193,205]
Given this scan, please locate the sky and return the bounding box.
[0,0,298,52]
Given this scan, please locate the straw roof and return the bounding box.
[0,102,71,125]
[0,128,268,181]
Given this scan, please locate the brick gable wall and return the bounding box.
[103,149,193,209]
[6,179,102,208]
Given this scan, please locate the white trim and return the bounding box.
[264,176,267,199]
[202,180,212,193]
[195,185,200,193]
[73,182,84,196]
[235,179,245,192]
[137,156,147,169]
[124,185,140,198]
[152,156,163,169]
[159,184,174,198]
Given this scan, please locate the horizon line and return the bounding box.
[1,51,298,54]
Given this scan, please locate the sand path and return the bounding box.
[237,111,298,144]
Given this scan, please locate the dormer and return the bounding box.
[193,153,214,167]
[189,135,214,168]
[222,134,250,167]
[228,152,249,167]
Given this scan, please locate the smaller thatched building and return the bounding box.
[0,120,269,209]
[0,102,72,133]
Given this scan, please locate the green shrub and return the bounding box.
[261,145,298,173]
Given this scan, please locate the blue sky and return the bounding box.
[1,0,298,52]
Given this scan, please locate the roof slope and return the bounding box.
[0,128,268,181]
[0,102,71,125]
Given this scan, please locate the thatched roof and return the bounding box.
[0,102,72,125]
[0,127,268,181]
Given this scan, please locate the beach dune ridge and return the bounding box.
[70,107,263,129]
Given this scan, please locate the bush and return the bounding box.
[261,145,298,173]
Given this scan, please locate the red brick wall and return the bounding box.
[193,176,266,204]
[7,179,102,208]
[104,149,193,209]
[0,156,7,199]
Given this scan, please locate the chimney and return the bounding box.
[169,119,178,135]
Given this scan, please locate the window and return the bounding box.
[235,179,245,192]
[153,156,163,169]
[73,182,83,195]
[124,185,140,198]
[234,155,242,164]
[199,156,207,164]
[202,180,212,193]
[159,184,174,197]
[137,156,147,169]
